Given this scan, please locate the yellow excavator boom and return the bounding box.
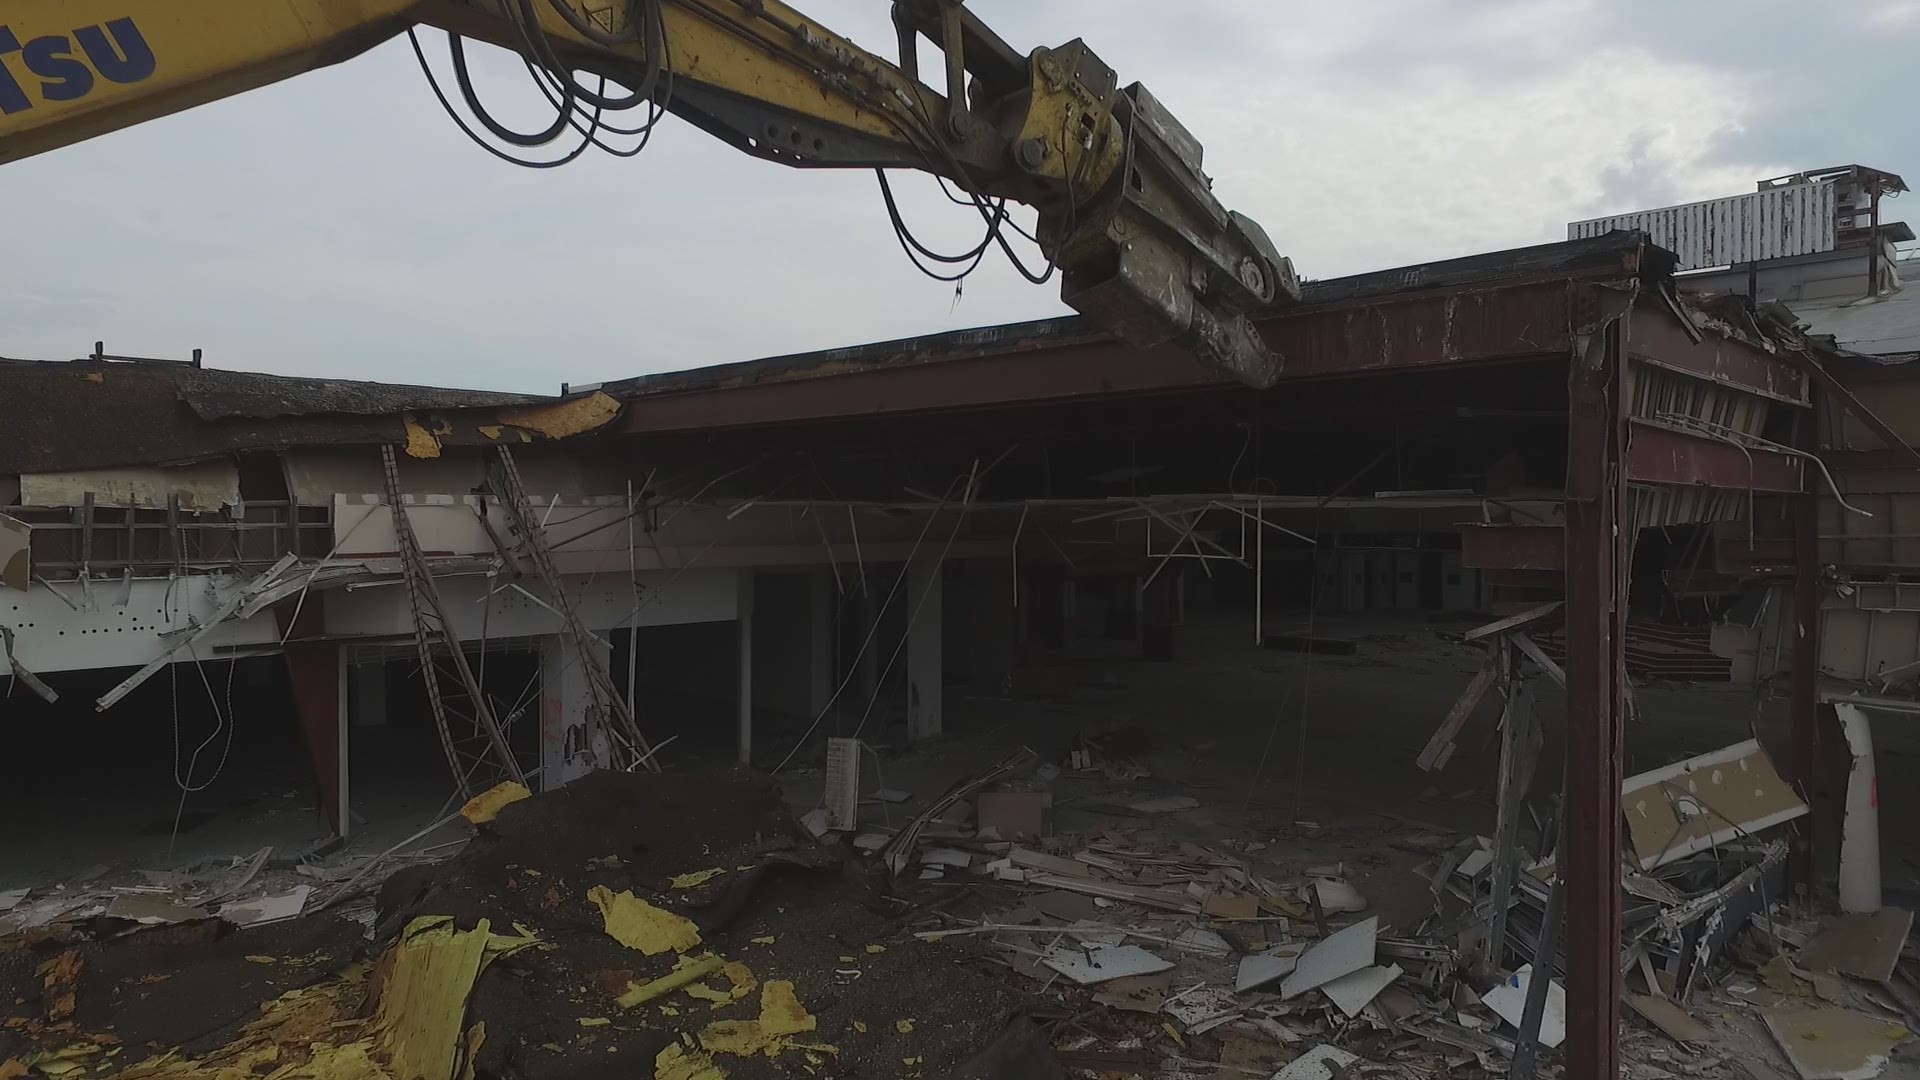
[0,1,1298,385]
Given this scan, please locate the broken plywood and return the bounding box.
[1623,739,1807,870]
[1798,908,1914,984]
[1762,1006,1909,1079]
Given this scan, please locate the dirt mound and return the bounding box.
[398,765,1036,1078]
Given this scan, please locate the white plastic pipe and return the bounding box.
[1834,702,1883,913]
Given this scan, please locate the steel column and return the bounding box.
[1790,396,1822,891]
[1562,303,1630,1079]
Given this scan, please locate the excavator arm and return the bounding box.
[0,1,1298,385]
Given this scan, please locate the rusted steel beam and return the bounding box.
[1715,537,1796,576]
[618,280,1577,434]
[1562,300,1630,1080]
[1624,422,1804,492]
[1630,300,1810,405]
[1459,525,1564,571]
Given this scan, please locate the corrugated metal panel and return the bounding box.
[1569,182,1838,270]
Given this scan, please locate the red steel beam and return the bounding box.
[1630,300,1810,405]
[1625,422,1804,492]
[1563,306,1629,1080]
[619,280,1577,434]
[1459,525,1564,571]
[276,596,346,838]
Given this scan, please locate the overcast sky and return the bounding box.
[3,0,1915,392]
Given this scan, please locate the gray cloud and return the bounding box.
[0,2,1902,390]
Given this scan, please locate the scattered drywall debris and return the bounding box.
[1481,965,1566,1049]
[1626,993,1713,1045]
[1321,964,1402,1019]
[216,884,313,927]
[1041,945,1174,986]
[1273,1044,1360,1080]
[1762,1006,1909,1079]
[1622,739,1806,870]
[1797,908,1914,984]
[1236,944,1304,993]
[1093,972,1171,1013]
[1281,917,1378,1000]
[1162,986,1240,1034]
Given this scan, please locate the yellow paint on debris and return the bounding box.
[670,868,726,889]
[588,887,701,956]
[895,1019,913,1034]
[720,962,756,1000]
[577,1018,610,1028]
[683,984,732,1005]
[697,981,817,1059]
[654,1042,727,1080]
[497,391,621,440]
[460,781,531,825]
[402,416,443,459]
[864,944,886,954]
[750,936,775,945]
[369,917,534,1080]
[618,954,725,1009]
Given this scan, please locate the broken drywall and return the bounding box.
[1622,739,1807,869]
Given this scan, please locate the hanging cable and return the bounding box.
[409,29,600,169]
[449,32,574,147]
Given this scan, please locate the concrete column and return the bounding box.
[907,556,943,740]
[348,661,388,728]
[738,570,755,765]
[540,633,610,790]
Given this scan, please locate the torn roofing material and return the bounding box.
[598,230,1679,402]
[0,360,612,475]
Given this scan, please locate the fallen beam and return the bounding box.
[95,553,300,712]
